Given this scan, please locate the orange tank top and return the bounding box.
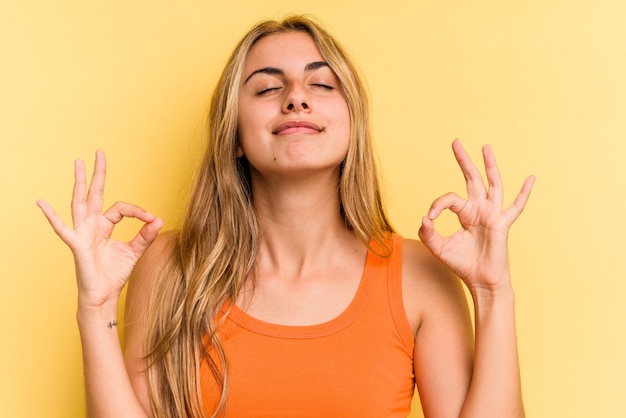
[200,234,416,417]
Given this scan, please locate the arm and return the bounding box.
[37,151,162,418]
[403,239,474,418]
[124,232,176,415]
[415,140,534,418]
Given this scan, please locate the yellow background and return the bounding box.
[2,1,625,417]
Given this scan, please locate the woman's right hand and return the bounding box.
[37,151,163,308]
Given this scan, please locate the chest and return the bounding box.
[201,243,417,417]
[237,267,363,326]
[219,334,414,417]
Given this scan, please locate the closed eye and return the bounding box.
[257,87,282,96]
[311,83,334,90]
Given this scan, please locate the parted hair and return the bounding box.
[143,15,393,417]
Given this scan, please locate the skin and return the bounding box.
[37,31,534,418]
[37,151,161,417]
[237,31,351,182]
[234,32,363,325]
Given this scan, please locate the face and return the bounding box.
[237,31,351,180]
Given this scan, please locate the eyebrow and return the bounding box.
[243,61,330,85]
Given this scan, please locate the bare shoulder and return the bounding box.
[401,239,474,416]
[401,238,470,337]
[402,237,463,300]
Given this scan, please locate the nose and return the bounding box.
[286,101,309,111]
[282,83,311,113]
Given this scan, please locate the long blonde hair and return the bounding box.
[144,15,393,417]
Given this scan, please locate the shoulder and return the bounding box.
[401,237,461,297]
[400,237,470,338]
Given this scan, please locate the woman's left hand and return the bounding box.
[418,139,535,291]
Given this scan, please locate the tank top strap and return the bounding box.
[387,233,415,352]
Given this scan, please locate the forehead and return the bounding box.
[244,31,324,71]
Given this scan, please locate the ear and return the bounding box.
[235,145,244,158]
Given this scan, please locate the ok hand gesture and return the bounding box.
[37,151,163,308]
[418,140,535,291]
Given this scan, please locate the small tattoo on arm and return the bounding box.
[107,320,118,329]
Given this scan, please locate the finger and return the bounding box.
[452,139,486,200]
[102,201,157,225]
[71,159,87,223]
[86,150,106,211]
[418,216,445,258]
[129,217,164,257]
[503,175,536,224]
[37,199,75,244]
[427,192,467,219]
[482,144,504,206]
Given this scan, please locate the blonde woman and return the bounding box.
[38,15,534,418]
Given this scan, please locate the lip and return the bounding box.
[272,120,323,135]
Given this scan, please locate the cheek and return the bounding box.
[335,102,351,143]
[235,122,251,158]
[237,100,271,137]
[236,110,268,160]
[236,104,256,147]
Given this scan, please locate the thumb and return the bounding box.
[418,216,443,256]
[129,217,164,258]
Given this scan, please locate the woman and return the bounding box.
[37,15,534,418]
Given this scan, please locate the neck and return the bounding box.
[250,169,359,273]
